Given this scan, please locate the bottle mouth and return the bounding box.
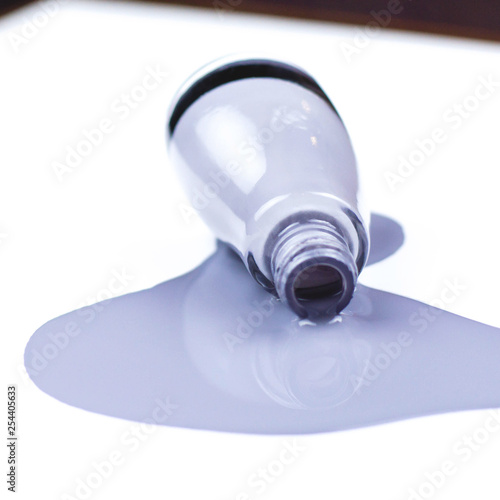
[282,254,356,320]
[270,222,358,321]
[293,264,343,301]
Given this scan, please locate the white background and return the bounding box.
[1,0,500,498]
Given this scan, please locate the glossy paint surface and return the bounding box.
[25,215,500,434]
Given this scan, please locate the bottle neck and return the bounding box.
[270,221,358,320]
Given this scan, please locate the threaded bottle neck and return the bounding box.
[270,221,358,320]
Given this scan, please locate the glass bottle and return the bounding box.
[167,56,370,320]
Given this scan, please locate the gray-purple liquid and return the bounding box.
[24,215,500,434]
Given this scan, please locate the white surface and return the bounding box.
[1,1,500,499]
